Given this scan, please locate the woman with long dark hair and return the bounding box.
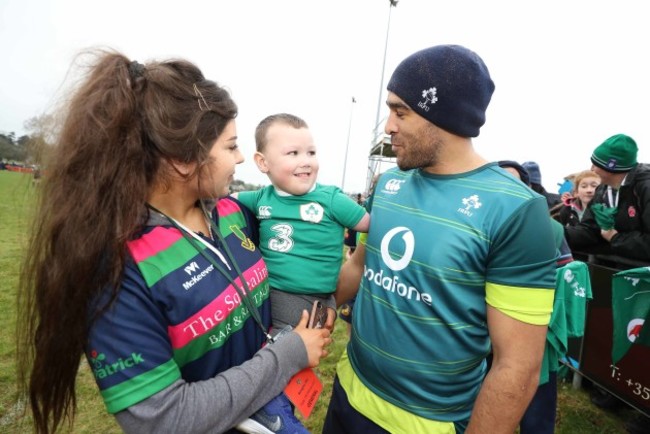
[17,50,331,434]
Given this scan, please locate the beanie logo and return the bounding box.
[607,158,618,170]
[417,87,438,112]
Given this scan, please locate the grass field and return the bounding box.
[0,170,632,433]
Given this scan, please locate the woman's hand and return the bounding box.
[293,310,332,367]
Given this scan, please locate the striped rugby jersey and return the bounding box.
[345,164,556,424]
[86,197,271,413]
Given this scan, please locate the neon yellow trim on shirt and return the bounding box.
[485,282,554,325]
[337,350,456,434]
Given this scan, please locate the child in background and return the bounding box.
[553,170,601,227]
[233,113,369,434]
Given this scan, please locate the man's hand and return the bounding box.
[600,228,618,242]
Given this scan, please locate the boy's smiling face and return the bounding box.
[254,123,319,196]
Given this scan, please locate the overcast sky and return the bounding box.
[1,0,648,193]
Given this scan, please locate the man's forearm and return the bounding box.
[466,361,540,433]
[334,243,365,306]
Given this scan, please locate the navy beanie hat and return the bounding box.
[591,134,638,173]
[498,160,530,186]
[386,44,495,138]
[522,161,542,185]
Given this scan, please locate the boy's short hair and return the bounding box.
[255,113,308,152]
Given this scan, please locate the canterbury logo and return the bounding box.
[383,179,405,194]
[258,206,272,219]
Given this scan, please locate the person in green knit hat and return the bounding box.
[566,133,650,434]
[565,133,650,262]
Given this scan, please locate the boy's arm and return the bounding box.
[352,212,370,232]
[334,241,365,307]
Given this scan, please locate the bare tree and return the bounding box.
[23,114,57,166]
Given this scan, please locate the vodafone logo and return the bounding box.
[380,227,415,271]
[627,318,645,343]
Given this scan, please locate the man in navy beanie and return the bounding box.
[324,45,558,434]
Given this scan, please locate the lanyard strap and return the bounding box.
[606,186,619,208]
[146,203,272,342]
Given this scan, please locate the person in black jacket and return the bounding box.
[565,134,650,262]
[523,161,562,209]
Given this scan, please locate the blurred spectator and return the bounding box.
[32,165,42,186]
[343,193,364,258]
[565,134,650,262]
[551,170,601,226]
[523,161,562,209]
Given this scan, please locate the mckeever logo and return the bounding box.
[258,206,272,219]
[184,261,200,275]
[458,194,482,217]
[417,87,438,112]
[382,179,405,195]
[90,350,144,379]
[183,263,215,290]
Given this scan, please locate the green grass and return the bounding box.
[0,171,120,433]
[0,170,630,433]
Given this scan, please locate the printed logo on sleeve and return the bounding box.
[89,350,145,379]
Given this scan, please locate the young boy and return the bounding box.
[233,113,369,434]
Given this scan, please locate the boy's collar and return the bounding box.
[274,183,317,196]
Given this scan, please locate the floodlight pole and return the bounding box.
[341,96,356,191]
[373,0,398,134]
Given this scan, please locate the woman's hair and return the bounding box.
[16,49,237,434]
[254,112,308,152]
[572,169,601,195]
